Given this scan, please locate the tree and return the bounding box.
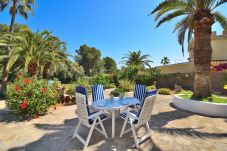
[0,0,35,95]
[6,30,69,78]
[75,44,102,76]
[121,50,153,68]
[161,57,170,65]
[103,57,117,73]
[150,0,227,97]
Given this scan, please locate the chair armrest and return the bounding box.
[125,110,139,120]
[88,111,105,119]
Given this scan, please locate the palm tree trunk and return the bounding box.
[1,62,8,96]
[0,0,17,96]
[43,62,52,79]
[9,0,17,33]
[28,62,38,77]
[193,18,214,98]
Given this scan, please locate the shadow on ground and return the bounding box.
[8,118,162,151]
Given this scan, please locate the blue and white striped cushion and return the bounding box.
[92,84,105,102]
[134,84,147,103]
[76,86,91,115]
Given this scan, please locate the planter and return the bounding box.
[173,94,227,117]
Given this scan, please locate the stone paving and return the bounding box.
[0,94,227,151]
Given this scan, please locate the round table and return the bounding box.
[92,97,140,138]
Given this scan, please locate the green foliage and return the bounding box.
[118,79,133,92]
[146,85,156,91]
[103,57,117,73]
[121,50,152,68]
[6,74,58,118]
[75,44,103,76]
[75,77,92,94]
[180,94,227,104]
[150,0,227,55]
[118,65,140,81]
[92,74,111,89]
[110,88,125,97]
[158,88,172,95]
[161,56,170,65]
[135,71,154,86]
[61,84,76,96]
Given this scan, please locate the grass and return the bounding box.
[179,91,227,104]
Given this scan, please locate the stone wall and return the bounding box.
[157,72,227,94]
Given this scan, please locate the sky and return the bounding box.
[0,0,226,67]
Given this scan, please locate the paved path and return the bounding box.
[0,94,227,151]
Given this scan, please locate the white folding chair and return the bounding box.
[120,95,156,149]
[73,92,108,150]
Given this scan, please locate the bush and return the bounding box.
[61,84,76,96]
[92,74,111,89]
[135,71,153,86]
[118,79,133,92]
[110,88,125,97]
[6,75,58,118]
[158,88,172,95]
[146,85,156,91]
[75,77,92,94]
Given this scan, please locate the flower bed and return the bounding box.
[173,94,227,117]
[6,74,58,118]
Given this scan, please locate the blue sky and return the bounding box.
[1,0,226,67]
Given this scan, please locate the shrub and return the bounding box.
[75,77,92,94]
[146,85,156,91]
[92,74,110,89]
[110,88,125,97]
[61,84,76,96]
[118,79,133,92]
[158,88,172,95]
[135,71,153,86]
[6,75,58,118]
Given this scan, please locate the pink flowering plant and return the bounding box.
[6,74,58,118]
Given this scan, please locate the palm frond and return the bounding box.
[214,11,227,29]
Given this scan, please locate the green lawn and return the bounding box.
[180,94,227,104]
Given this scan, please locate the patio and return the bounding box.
[0,93,227,151]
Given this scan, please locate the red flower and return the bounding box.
[34,114,40,119]
[24,78,30,84]
[15,85,22,93]
[42,87,47,93]
[25,93,30,97]
[20,103,26,109]
[23,100,28,105]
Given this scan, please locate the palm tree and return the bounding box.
[6,30,69,77]
[150,0,227,98]
[0,0,35,33]
[0,0,35,95]
[161,56,170,65]
[121,50,153,68]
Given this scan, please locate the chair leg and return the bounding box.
[84,118,97,149]
[73,121,81,139]
[98,116,108,139]
[131,125,139,149]
[120,116,129,138]
[146,122,151,134]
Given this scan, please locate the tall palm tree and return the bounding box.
[121,50,153,68]
[150,0,227,98]
[161,56,170,65]
[6,30,69,77]
[0,0,35,95]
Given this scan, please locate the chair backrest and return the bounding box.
[92,84,104,102]
[133,84,147,102]
[76,92,89,125]
[145,89,157,97]
[75,86,91,115]
[137,95,156,126]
